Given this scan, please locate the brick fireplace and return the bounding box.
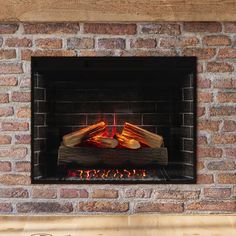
[0,22,235,214]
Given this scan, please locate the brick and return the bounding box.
[160,37,199,48]
[0,49,16,59]
[23,23,80,34]
[224,22,236,32]
[0,188,28,198]
[60,189,88,198]
[120,49,176,57]
[207,160,235,170]
[217,174,236,184]
[12,92,31,102]
[198,135,208,145]
[141,24,181,36]
[210,106,236,116]
[19,78,31,88]
[32,188,57,199]
[0,37,2,46]
[5,37,32,47]
[183,22,222,33]
[15,134,31,144]
[84,23,136,35]
[67,37,94,49]
[217,92,236,103]
[17,202,73,213]
[0,63,23,74]
[15,162,31,172]
[206,62,234,73]
[198,91,213,102]
[197,77,211,88]
[223,120,236,132]
[182,48,216,60]
[213,79,233,89]
[197,161,205,171]
[0,203,12,213]
[130,38,156,48]
[135,202,183,213]
[218,48,236,58]
[0,107,14,117]
[1,122,29,131]
[202,35,231,46]
[198,147,223,158]
[0,93,9,103]
[0,24,18,34]
[197,174,214,184]
[79,50,115,56]
[0,76,17,86]
[0,135,11,145]
[0,174,30,185]
[35,38,62,49]
[198,120,221,132]
[204,188,231,199]
[0,147,28,158]
[21,49,76,61]
[16,107,31,118]
[0,162,11,172]
[225,148,236,158]
[155,190,200,200]
[212,134,236,144]
[124,189,152,198]
[98,38,125,49]
[92,189,118,198]
[186,201,236,212]
[197,107,205,117]
[78,201,129,212]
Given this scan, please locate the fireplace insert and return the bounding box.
[31,57,196,184]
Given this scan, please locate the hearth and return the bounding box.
[31,57,196,184]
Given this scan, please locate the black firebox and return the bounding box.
[31,57,197,184]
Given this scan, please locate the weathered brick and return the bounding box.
[204,188,231,199]
[182,48,216,60]
[84,23,136,35]
[0,188,28,198]
[0,93,9,103]
[0,63,23,74]
[206,62,234,72]
[197,161,205,171]
[15,134,31,144]
[23,23,80,34]
[32,188,57,199]
[212,134,236,144]
[198,147,223,158]
[0,147,28,158]
[207,160,235,171]
[78,201,129,212]
[67,37,94,49]
[16,107,31,118]
[224,22,236,32]
[0,135,12,145]
[120,49,176,57]
[15,162,31,172]
[98,38,125,49]
[0,107,14,117]
[155,190,200,200]
[5,37,32,47]
[202,35,231,46]
[217,92,236,103]
[0,24,18,34]
[124,189,152,198]
[186,201,236,212]
[210,106,236,116]
[197,77,211,88]
[17,202,73,213]
[135,202,183,213]
[217,174,236,184]
[92,189,118,198]
[1,122,29,131]
[0,76,17,86]
[198,91,213,102]
[35,38,62,49]
[218,48,236,58]
[197,174,214,184]
[0,49,16,59]
[197,107,206,117]
[12,92,31,102]
[198,120,221,132]
[60,188,88,198]
[0,174,30,185]
[183,22,222,33]
[141,24,181,36]
[160,37,199,48]
[225,148,236,158]
[79,50,115,56]
[0,203,12,213]
[198,135,208,145]
[223,120,236,132]
[130,38,156,48]
[213,79,233,89]
[0,162,11,172]
[19,78,31,88]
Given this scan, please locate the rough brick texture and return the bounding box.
[0,22,235,215]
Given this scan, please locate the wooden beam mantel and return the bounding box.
[0,0,236,22]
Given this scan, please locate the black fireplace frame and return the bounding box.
[31,56,197,184]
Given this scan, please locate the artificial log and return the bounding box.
[87,136,118,149]
[122,122,163,148]
[115,133,140,149]
[63,121,106,147]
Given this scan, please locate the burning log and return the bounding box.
[63,121,106,147]
[87,136,118,149]
[122,122,163,148]
[115,133,141,149]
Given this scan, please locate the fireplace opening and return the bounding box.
[31,57,197,184]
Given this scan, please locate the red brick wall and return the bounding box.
[0,22,235,214]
